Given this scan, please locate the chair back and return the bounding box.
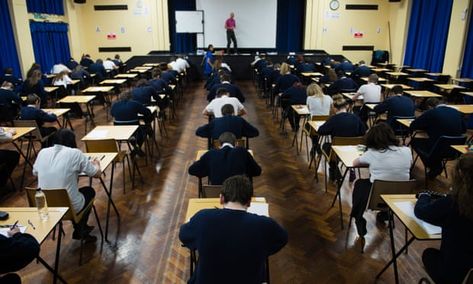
[84,139,119,153]
[13,120,45,142]
[212,138,246,149]
[25,187,82,223]
[332,136,364,146]
[201,185,223,198]
[463,268,473,284]
[429,135,467,161]
[367,180,417,211]
[304,115,330,136]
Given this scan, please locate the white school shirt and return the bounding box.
[51,64,71,74]
[359,146,412,183]
[103,60,117,71]
[33,145,98,213]
[204,96,244,118]
[357,83,381,103]
[307,95,333,116]
[53,75,73,88]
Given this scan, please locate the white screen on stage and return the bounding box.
[196,0,278,48]
[176,11,204,33]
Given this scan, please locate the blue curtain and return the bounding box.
[461,14,473,78]
[404,0,453,72]
[0,0,22,78]
[30,21,71,74]
[168,0,197,53]
[276,0,305,52]
[26,0,64,15]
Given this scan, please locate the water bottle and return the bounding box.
[35,188,49,221]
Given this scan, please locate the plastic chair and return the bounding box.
[25,187,104,264]
[346,180,417,253]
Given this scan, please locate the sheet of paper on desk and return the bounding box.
[394,201,442,235]
[87,130,108,139]
[247,203,269,217]
[0,225,27,237]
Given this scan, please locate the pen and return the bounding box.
[10,220,19,230]
[28,219,36,230]
[100,155,105,161]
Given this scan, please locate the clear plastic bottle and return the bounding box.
[35,188,49,221]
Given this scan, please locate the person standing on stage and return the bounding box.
[225,12,237,54]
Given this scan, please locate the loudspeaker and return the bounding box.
[74,0,86,4]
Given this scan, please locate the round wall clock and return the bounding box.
[330,0,340,11]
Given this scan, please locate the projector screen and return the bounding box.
[195,0,278,48]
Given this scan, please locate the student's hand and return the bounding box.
[7,128,16,135]
[91,159,100,168]
[7,227,20,237]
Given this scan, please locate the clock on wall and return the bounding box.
[329,0,340,11]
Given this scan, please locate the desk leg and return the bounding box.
[190,249,196,276]
[36,222,67,284]
[299,116,308,155]
[100,175,119,242]
[331,166,349,230]
[16,137,33,190]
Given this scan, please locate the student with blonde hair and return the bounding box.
[306,83,333,116]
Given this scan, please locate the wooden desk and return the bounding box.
[195,149,254,160]
[361,77,387,83]
[133,66,153,70]
[406,68,427,73]
[4,127,36,188]
[57,96,96,133]
[83,152,119,241]
[301,72,323,77]
[82,86,114,93]
[44,86,59,93]
[377,194,441,284]
[381,84,412,90]
[5,127,35,141]
[461,91,473,97]
[143,63,161,67]
[0,207,68,284]
[42,108,72,128]
[371,68,391,73]
[396,118,414,128]
[331,145,366,228]
[128,69,148,73]
[407,77,434,83]
[447,104,473,114]
[290,105,310,154]
[451,145,470,154]
[99,79,127,85]
[385,72,408,78]
[405,90,442,98]
[452,78,473,84]
[365,104,377,110]
[115,73,138,79]
[82,125,138,142]
[434,84,465,91]
[307,120,326,133]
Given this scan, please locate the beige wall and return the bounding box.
[387,0,411,66]
[65,0,170,62]
[443,0,471,77]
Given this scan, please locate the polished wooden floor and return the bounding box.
[1,80,450,283]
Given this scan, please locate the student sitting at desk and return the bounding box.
[415,153,473,284]
[19,70,47,108]
[204,88,246,118]
[0,81,22,119]
[306,83,333,117]
[33,129,101,242]
[318,95,366,181]
[350,123,412,247]
[51,63,71,75]
[111,92,152,156]
[352,74,382,123]
[0,226,40,284]
[280,81,307,131]
[351,60,372,80]
[70,65,91,86]
[196,104,259,140]
[132,79,158,106]
[326,70,358,96]
[410,98,466,179]
[88,59,107,82]
[179,175,288,284]
[207,73,245,103]
[0,67,22,87]
[0,128,20,195]
[373,85,415,130]
[52,71,74,98]
[20,94,57,147]
[188,132,261,185]
[274,63,299,94]
[80,54,94,68]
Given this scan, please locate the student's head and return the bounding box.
[332,94,348,111]
[1,81,13,90]
[425,98,440,110]
[73,65,84,72]
[136,79,148,87]
[307,83,324,98]
[25,94,40,106]
[216,88,229,98]
[220,175,253,207]
[220,73,231,82]
[292,81,304,89]
[114,54,120,59]
[53,128,77,148]
[221,104,235,116]
[336,69,346,78]
[364,122,399,151]
[280,63,290,75]
[327,68,337,82]
[359,60,366,65]
[96,59,103,65]
[4,67,13,75]
[119,91,132,101]
[392,85,404,95]
[218,131,236,146]
[27,69,42,84]
[452,153,473,221]
[207,44,214,51]
[368,74,379,84]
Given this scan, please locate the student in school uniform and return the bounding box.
[207,73,245,103]
[20,94,57,147]
[0,68,22,87]
[351,60,372,80]
[179,175,288,284]
[373,85,415,130]
[50,63,71,75]
[326,70,358,96]
[410,98,466,179]
[204,88,246,118]
[0,128,20,194]
[352,73,382,123]
[350,123,412,246]
[88,59,107,82]
[19,69,47,108]
[274,63,300,95]
[280,81,307,131]
[196,104,259,140]
[80,54,94,68]
[132,79,158,106]
[318,95,366,181]
[188,132,261,185]
[0,81,22,118]
[306,83,333,117]
[415,153,473,284]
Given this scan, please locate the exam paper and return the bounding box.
[394,201,442,235]
[87,130,108,139]
[247,203,269,217]
[0,225,27,237]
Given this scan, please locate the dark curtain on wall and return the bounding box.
[276,0,305,52]
[403,0,453,72]
[168,0,197,53]
[26,0,64,15]
[0,0,22,78]
[461,14,473,78]
[30,21,71,74]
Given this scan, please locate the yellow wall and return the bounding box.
[65,0,170,62]
[387,0,411,66]
[443,0,471,77]
[305,0,394,63]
